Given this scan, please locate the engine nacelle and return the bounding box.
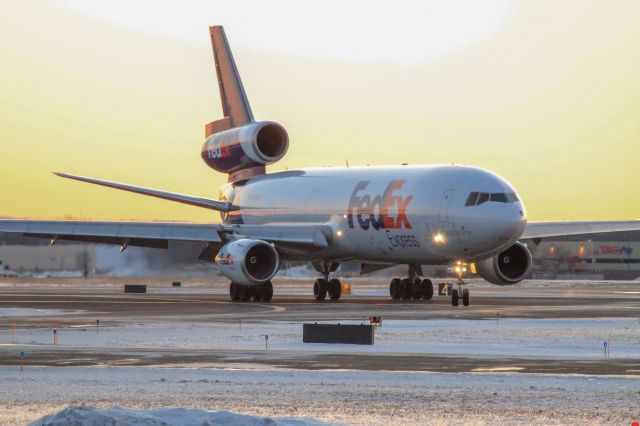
[475,241,532,285]
[215,239,280,285]
[201,121,288,174]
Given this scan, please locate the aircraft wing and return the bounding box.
[0,220,331,258]
[0,220,223,249]
[521,220,640,240]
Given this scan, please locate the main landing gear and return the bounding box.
[389,264,434,301]
[229,281,273,302]
[313,261,342,302]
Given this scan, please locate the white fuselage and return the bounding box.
[220,165,527,265]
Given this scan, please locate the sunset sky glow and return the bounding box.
[1,1,639,222]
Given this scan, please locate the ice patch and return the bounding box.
[29,406,338,426]
[0,308,67,317]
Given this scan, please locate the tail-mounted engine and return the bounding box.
[201,121,288,179]
[215,239,280,286]
[475,241,532,285]
[203,26,289,182]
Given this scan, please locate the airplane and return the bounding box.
[1,26,639,306]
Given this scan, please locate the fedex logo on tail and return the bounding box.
[347,180,413,230]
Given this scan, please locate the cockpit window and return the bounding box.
[490,193,508,202]
[465,191,519,206]
[465,192,479,206]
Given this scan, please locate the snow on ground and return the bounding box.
[5,318,640,359]
[2,366,639,425]
[29,406,335,426]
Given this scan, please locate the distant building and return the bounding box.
[0,234,214,277]
[0,245,96,275]
[531,234,640,280]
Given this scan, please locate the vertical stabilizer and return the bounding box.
[206,26,254,137]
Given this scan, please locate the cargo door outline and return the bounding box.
[439,189,454,223]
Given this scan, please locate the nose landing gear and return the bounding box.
[450,261,470,307]
[451,285,470,307]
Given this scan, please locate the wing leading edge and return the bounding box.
[0,220,223,250]
[54,173,232,212]
[0,220,331,259]
[522,220,640,240]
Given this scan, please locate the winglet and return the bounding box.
[205,26,253,137]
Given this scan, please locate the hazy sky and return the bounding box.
[1,1,638,222]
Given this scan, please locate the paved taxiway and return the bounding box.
[1,277,640,374]
[1,277,639,425]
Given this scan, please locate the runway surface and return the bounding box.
[1,276,639,425]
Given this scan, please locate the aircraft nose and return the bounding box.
[505,202,527,238]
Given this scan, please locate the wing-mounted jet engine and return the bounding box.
[475,241,533,285]
[215,239,279,302]
[201,26,289,183]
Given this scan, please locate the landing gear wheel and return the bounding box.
[462,288,470,306]
[230,282,240,301]
[451,288,459,306]
[422,279,434,300]
[314,278,328,301]
[259,281,273,302]
[389,278,401,300]
[251,285,262,302]
[411,278,422,299]
[328,278,342,301]
[239,285,251,302]
[401,278,412,300]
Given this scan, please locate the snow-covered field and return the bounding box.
[4,317,640,359]
[2,366,639,425]
[29,406,335,426]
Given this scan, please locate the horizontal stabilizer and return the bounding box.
[55,173,231,212]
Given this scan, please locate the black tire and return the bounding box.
[328,278,342,301]
[235,284,244,301]
[230,282,240,301]
[451,289,459,306]
[250,285,261,302]
[314,278,328,301]
[237,285,251,302]
[260,281,273,302]
[422,279,434,300]
[401,278,412,300]
[389,278,401,300]
[410,278,420,299]
[462,288,470,306]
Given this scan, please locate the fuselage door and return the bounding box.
[439,189,454,223]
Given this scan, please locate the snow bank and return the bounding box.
[29,406,336,426]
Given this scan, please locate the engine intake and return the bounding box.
[201,121,288,174]
[475,241,532,285]
[215,239,280,285]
